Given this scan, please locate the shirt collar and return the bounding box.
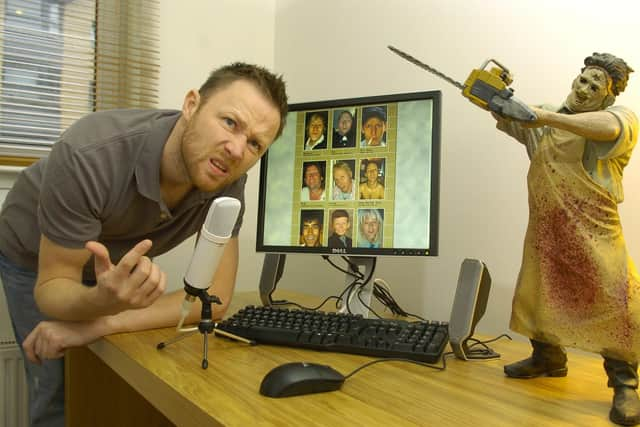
[135,110,181,203]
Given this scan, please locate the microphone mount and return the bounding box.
[157,287,254,369]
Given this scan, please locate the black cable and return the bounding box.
[370,281,425,321]
[343,356,447,380]
[470,333,512,346]
[270,295,343,311]
[462,334,512,360]
[322,255,364,280]
[355,285,383,319]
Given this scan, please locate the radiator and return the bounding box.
[0,344,28,427]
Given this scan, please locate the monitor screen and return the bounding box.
[256,90,441,257]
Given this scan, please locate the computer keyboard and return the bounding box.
[216,305,449,363]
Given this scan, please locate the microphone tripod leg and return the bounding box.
[202,330,209,369]
[156,329,200,350]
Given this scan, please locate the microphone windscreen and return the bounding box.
[203,197,241,238]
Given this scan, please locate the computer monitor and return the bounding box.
[256,91,442,306]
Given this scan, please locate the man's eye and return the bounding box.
[224,118,236,128]
[248,140,261,151]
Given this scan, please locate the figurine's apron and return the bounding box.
[510,126,640,362]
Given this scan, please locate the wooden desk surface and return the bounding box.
[66,291,618,427]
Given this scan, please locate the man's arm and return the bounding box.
[34,234,166,320]
[523,107,622,142]
[105,237,240,333]
[23,237,239,363]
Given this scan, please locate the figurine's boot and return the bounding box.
[504,339,567,378]
[604,357,640,426]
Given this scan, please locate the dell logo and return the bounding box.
[331,248,347,254]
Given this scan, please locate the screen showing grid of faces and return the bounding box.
[256,91,441,256]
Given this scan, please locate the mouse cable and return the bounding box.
[343,356,447,380]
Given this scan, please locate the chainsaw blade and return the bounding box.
[388,45,465,91]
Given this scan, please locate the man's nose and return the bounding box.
[225,135,246,159]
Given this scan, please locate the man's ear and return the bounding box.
[182,89,201,120]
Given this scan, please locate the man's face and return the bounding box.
[565,67,612,113]
[333,168,352,193]
[307,117,325,142]
[362,116,386,145]
[304,164,322,190]
[333,215,349,236]
[363,217,379,242]
[337,112,353,136]
[180,80,280,192]
[302,219,321,246]
[365,162,379,184]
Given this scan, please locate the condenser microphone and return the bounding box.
[176,196,241,329]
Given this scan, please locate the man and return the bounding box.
[357,209,383,248]
[299,210,323,247]
[359,160,385,199]
[332,160,355,200]
[0,62,288,427]
[300,162,326,201]
[493,53,639,426]
[360,106,387,147]
[332,110,356,148]
[304,112,327,150]
[327,209,352,249]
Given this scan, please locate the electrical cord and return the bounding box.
[461,333,512,360]
[342,333,512,380]
[344,356,447,380]
[270,295,343,311]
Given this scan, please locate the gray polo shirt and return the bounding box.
[0,109,245,281]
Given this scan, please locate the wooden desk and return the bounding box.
[66,291,617,426]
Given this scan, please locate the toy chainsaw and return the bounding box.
[388,45,536,122]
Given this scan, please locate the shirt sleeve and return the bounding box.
[37,139,105,248]
[600,106,638,160]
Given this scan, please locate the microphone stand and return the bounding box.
[157,287,255,369]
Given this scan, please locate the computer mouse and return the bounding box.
[259,362,345,398]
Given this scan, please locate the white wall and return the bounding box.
[4,1,640,340]
[154,0,276,293]
[269,0,640,337]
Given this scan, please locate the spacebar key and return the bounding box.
[246,326,300,345]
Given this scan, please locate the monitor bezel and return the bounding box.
[255,90,442,257]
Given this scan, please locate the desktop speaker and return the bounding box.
[259,254,287,306]
[448,258,494,360]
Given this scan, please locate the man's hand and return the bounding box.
[86,239,167,313]
[22,319,107,364]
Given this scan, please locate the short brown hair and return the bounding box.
[199,62,289,138]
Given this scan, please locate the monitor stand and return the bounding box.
[258,253,287,306]
[337,256,375,318]
[258,254,375,318]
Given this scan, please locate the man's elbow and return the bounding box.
[33,280,60,319]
